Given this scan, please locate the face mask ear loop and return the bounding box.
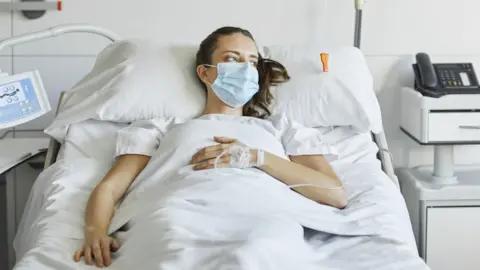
[202,64,217,85]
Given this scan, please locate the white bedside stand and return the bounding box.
[397,166,480,270]
[399,87,480,270]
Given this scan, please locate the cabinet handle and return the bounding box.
[458,125,480,130]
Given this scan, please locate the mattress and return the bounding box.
[13,120,430,270]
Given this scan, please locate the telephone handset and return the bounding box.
[412,52,480,98]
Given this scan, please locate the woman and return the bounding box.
[73,26,347,268]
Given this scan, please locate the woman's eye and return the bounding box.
[226,57,237,62]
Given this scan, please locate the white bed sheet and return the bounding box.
[13,120,429,270]
[60,119,378,165]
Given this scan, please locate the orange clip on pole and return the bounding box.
[57,0,63,11]
[320,53,329,72]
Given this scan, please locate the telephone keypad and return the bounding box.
[436,63,477,89]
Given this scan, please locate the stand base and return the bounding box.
[430,145,458,185]
[432,174,458,185]
[398,165,480,201]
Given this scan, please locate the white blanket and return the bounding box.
[13,119,430,270]
[14,159,429,270]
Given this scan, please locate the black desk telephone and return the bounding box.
[413,52,480,98]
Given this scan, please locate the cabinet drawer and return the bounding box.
[428,112,480,142]
[426,207,480,270]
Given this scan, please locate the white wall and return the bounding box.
[362,0,480,167]
[1,0,479,167]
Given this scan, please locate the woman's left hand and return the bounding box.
[190,136,257,170]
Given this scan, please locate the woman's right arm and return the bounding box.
[74,117,174,267]
[85,154,150,237]
[74,154,150,267]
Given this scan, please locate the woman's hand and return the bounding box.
[73,229,120,268]
[190,136,258,170]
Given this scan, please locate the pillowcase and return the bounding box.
[45,40,206,141]
[263,45,383,134]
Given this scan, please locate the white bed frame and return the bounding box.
[0,24,399,187]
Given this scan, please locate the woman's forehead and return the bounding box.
[214,34,258,55]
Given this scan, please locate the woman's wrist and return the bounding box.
[85,225,108,235]
[251,149,272,170]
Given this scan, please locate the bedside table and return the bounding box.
[397,166,480,270]
[398,87,480,270]
[0,138,48,270]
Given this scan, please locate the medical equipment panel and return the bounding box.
[0,70,51,130]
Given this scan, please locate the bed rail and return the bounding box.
[373,132,399,187]
[43,92,65,169]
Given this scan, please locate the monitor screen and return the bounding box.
[0,71,51,129]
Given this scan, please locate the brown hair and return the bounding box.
[195,26,290,119]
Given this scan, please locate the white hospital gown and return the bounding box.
[111,113,339,206]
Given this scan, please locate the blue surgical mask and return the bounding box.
[205,62,259,108]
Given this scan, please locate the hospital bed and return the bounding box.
[3,24,430,270]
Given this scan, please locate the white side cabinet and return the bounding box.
[397,166,480,270]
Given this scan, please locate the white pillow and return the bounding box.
[45,41,382,141]
[262,44,327,77]
[263,45,383,134]
[45,40,205,141]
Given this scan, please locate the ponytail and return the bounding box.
[242,56,290,119]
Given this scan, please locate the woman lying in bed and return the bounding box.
[73,26,347,268]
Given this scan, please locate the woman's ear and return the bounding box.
[196,65,209,84]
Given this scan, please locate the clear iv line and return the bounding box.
[288,183,343,190]
[213,144,344,191]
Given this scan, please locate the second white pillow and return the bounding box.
[265,45,383,134]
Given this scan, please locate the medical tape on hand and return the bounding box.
[230,144,251,168]
[214,144,264,171]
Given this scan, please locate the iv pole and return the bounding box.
[354,0,367,48]
[352,0,399,187]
